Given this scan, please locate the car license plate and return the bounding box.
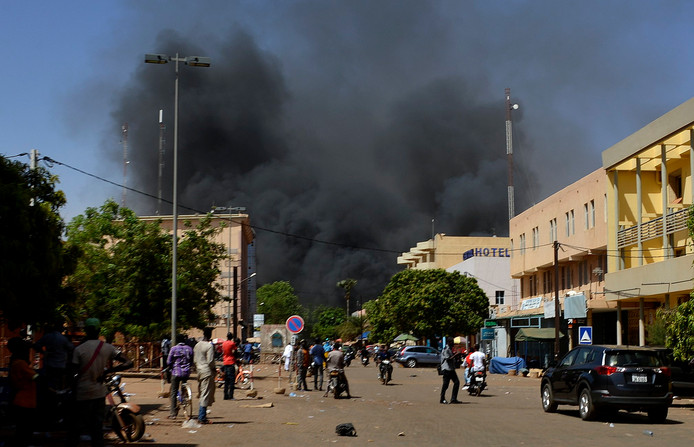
[632,373,647,383]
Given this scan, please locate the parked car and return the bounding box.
[653,347,694,396]
[394,345,440,368]
[541,345,673,422]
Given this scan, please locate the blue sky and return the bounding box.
[4,1,694,298]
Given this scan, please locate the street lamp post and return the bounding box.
[145,53,211,343]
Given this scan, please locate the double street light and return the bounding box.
[145,53,211,343]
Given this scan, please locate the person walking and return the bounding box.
[193,327,216,424]
[282,341,293,372]
[439,338,461,404]
[243,340,253,364]
[167,333,194,419]
[309,338,325,391]
[68,318,132,447]
[295,340,311,391]
[221,332,237,400]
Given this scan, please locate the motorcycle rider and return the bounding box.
[325,342,351,398]
[359,345,370,366]
[468,344,487,382]
[375,344,393,382]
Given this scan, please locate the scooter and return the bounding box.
[467,369,487,397]
[361,355,369,367]
[105,374,145,442]
[378,359,393,385]
[324,369,349,399]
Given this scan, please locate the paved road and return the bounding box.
[7,362,692,446]
[116,362,694,446]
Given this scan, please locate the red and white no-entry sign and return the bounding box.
[286,315,304,334]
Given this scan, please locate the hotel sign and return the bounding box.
[463,248,511,260]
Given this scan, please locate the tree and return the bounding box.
[337,278,357,316]
[336,315,367,341]
[366,269,489,342]
[659,206,694,360]
[256,281,303,324]
[310,306,347,341]
[65,200,226,340]
[0,156,75,329]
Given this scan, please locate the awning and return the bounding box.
[515,327,564,342]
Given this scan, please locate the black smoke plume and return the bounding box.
[111,12,543,307]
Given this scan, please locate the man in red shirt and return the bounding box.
[221,333,237,400]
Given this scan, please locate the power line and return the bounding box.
[42,155,403,255]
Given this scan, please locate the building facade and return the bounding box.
[497,168,610,365]
[602,97,694,346]
[141,212,255,341]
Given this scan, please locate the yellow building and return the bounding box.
[140,211,255,341]
[602,97,694,346]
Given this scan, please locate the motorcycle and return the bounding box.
[105,374,145,442]
[324,369,349,399]
[361,355,369,367]
[467,369,487,396]
[344,351,354,367]
[378,359,393,385]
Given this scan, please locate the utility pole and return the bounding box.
[121,123,128,207]
[554,241,561,360]
[233,266,238,339]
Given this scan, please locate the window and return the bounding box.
[549,218,557,242]
[570,210,575,234]
[520,234,526,255]
[584,203,589,229]
[495,291,505,305]
[532,227,539,250]
[565,212,570,237]
[668,170,682,202]
[590,200,595,228]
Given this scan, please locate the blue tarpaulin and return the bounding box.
[489,357,527,374]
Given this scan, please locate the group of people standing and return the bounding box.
[7,318,133,447]
[166,329,249,425]
[282,338,351,397]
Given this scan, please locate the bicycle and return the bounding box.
[173,380,194,420]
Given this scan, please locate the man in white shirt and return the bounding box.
[470,344,486,373]
[282,342,293,371]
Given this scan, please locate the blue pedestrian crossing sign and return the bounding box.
[578,326,593,345]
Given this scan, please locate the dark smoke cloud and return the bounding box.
[107,0,664,306]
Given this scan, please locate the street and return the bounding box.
[109,362,694,446]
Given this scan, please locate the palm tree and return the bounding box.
[337,279,357,316]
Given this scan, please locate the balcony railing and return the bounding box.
[617,207,689,249]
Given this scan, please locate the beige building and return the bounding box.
[397,234,510,270]
[502,169,611,360]
[141,211,255,341]
[602,97,694,346]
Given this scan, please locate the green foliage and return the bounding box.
[659,301,694,361]
[336,315,366,341]
[310,306,347,340]
[256,281,304,324]
[65,200,225,341]
[366,269,489,342]
[646,315,667,346]
[0,156,74,328]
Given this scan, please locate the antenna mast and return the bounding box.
[505,88,517,224]
[122,123,129,207]
[157,109,166,215]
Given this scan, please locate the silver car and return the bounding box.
[394,345,440,368]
